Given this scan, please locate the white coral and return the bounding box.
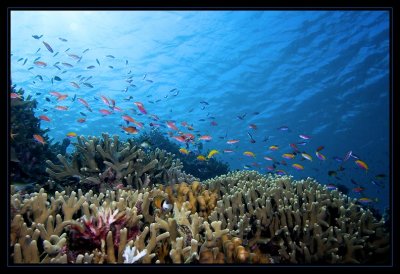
[123,245,147,264]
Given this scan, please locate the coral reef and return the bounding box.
[45,133,197,193]
[135,130,230,180]
[9,171,390,264]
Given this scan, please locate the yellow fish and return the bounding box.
[66,132,77,138]
[179,148,189,155]
[243,151,255,157]
[207,149,219,159]
[197,155,206,161]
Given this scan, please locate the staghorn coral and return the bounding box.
[45,133,198,192]
[9,171,390,264]
[204,171,390,264]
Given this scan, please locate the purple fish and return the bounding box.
[333,156,343,163]
[299,134,311,140]
[343,150,352,161]
[325,184,338,191]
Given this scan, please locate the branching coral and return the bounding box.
[9,171,390,264]
[46,133,198,192]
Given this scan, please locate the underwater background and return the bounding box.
[10,10,389,216]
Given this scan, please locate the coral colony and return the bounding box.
[9,88,389,264]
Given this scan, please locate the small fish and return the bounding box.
[299,134,311,140]
[134,102,147,114]
[34,61,47,67]
[179,148,189,155]
[282,153,295,159]
[122,126,138,134]
[96,59,100,66]
[343,151,353,162]
[53,65,61,70]
[197,155,206,161]
[332,156,343,163]
[42,41,54,53]
[264,156,273,161]
[125,60,128,65]
[199,135,212,141]
[77,98,89,107]
[207,149,219,159]
[99,109,112,115]
[315,151,326,160]
[65,48,70,52]
[83,83,94,88]
[34,57,41,62]
[77,118,86,123]
[200,101,209,105]
[17,58,23,62]
[237,113,247,120]
[66,132,77,138]
[227,139,239,144]
[301,153,313,161]
[243,151,256,157]
[80,112,87,117]
[106,55,115,58]
[39,115,51,122]
[33,134,46,145]
[210,121,218,126]
[32,34,43,39]
[352,187,365,193]
[23,58,27,65]
[316,146,325,152]
[355,160,368,172]
[70,82,80,89]
[297,141,308,146]
[83,48,89,53]
[108,66,114,69]
[223,149,234,153]
[59,37,68,42]
[62,62,73,68]
[28,67,34,70]
[325,184,338,191]
[247,132,256,143]
[358,197,378,205]
[86,65,96,69]
[35,75,43,81]
[269,145,279,151]
[275,170,286,175]
[278,126,289,131]
[55,106,68,111]
[53,52,59,57]
[35,48,41,53]
[249,124,257,130]
[292,163,304,170]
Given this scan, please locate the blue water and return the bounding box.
[10,11,390,214]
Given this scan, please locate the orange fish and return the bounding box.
[122,115,135,123]
[226,139,239,144]
[50,91,63,97]
[101,96,110,106]
[99,109,112,115]
[113,106,123,112]
[55,106,68,111]
[77,118,86,123]
[57,94,68,101]
[34,61,47,67]
[166,121,178,130]
[33,134,46,145]
[199,135,212,141]
[122,126,138,134]
[243,151,255,157]
[134,102,147,114]
[77,98,89,107]
[292,163,304,170]
[39,115,50,122]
